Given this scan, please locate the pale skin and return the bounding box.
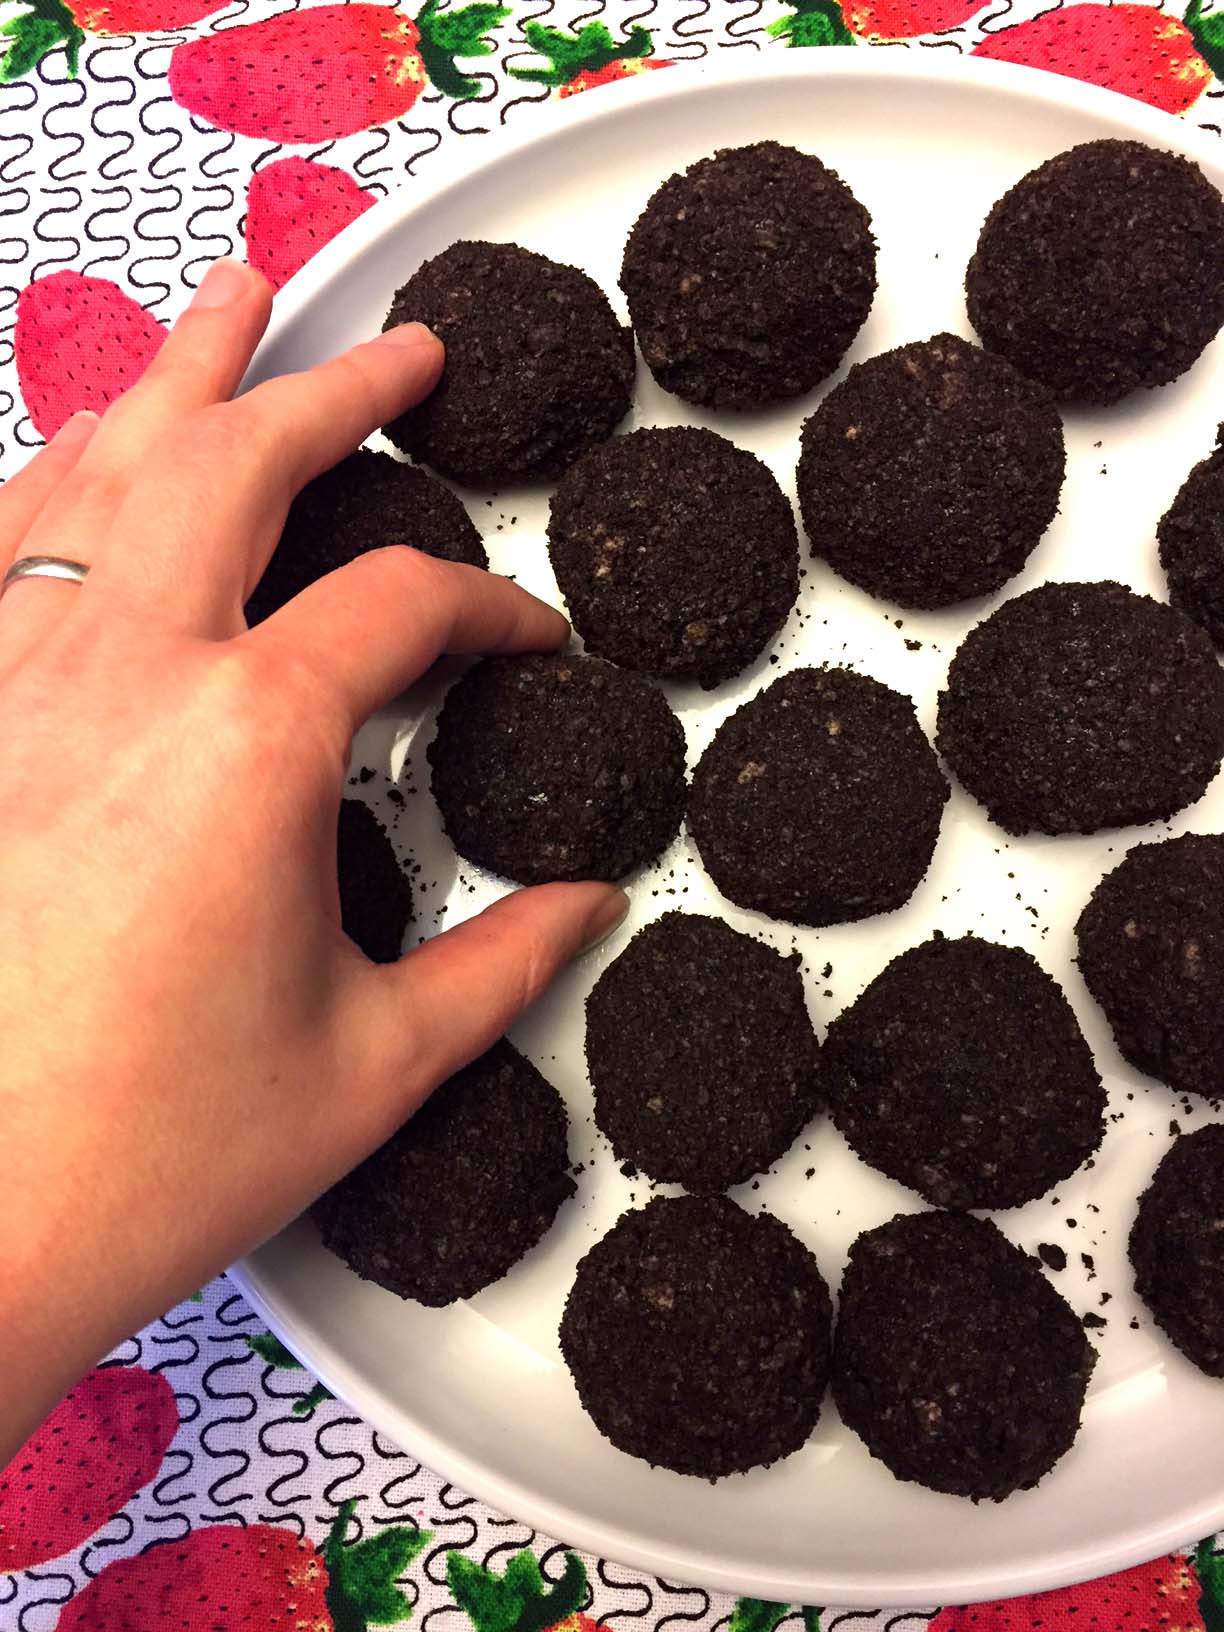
[0,256,627,1463]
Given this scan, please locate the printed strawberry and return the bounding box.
[168,1,508,143]
[58,1499,431,1630]
[973,3,1218,117]
[928,1547,1214,1631]
[0,0,226,82]
[245,158,376,291]
[16,269,166,440]
[245,1329,335,1417]
[769,0,984,43]
[730,1600,821,1632]
[0,1364,177,1571]
[448,1546,591,1632]
[508,21,672,97]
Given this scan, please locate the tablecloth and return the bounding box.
[1,2,1222,1626]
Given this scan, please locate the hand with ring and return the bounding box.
[0,256,626,1459]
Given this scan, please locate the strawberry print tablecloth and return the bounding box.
[2,2,1224,1627]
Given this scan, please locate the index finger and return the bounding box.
[248,547,570,726]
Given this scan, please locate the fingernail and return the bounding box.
[191,256,252,311]
[52,409,100,446]
[377,320,440,350]
[579,888,630,955]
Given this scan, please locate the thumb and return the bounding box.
[339,881,627,1148]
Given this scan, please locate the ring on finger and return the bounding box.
[2,555,91,596]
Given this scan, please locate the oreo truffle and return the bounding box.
[937,581,1224,835]
[1075,832,1224,1098]
[1159,427,1224,645]
[586,912,822,1193]
[796,333,1064,609]
[547,427,799,689]
[966,139,1224,403]
[428,653,686,886]
[824,936,1104,1209]
[620,141,876,411]
[1129,1126,1224,1377]
[314,1040,574,1306]
[689,667,947,927]
[833,1211,1095,1501]
[337,798,413,965]
[560,1194,832,1478]
[246,449,486,625]
[383,240,634,486]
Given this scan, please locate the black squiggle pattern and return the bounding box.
[79,1511,135,1581]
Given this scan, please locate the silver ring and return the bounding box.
[2,555,90,595]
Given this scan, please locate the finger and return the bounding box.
[251,548,570,725]
[18,260,273,580]
[87,322,444,631]
[0,411,98,576]
[342,883,628,1147]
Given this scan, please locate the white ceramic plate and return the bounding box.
[230,53,1224,1609]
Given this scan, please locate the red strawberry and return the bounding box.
[973,3,1218,117]
[58,1499,430,1630]
[928,1549,1211,1631]
[509,21,672,95]
[245,158,376,291]
[448,1546,592,1632]
[0,0,226,83]
[769,0,983,44]
[0,1365,177,1571]
[16,270,167,440]
[168,1,508,143]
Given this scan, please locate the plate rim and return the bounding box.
[234,50,1224,1609]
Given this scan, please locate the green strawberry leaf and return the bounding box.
[508,20,654,87]
[0,0,83,82]
[801,1611,822,1632]
[415,0,509,100]
[767,0,855,47]
[293,1380,335,1417]
[246,1331,306,1370]
[448,1547,587,1632]
[323,1501,432,1632]
[1196,1537,1224,1632]
[1185,0,1224,81]
[187,1289,205,1303]
[730,1599,789,1632]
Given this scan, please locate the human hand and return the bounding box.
[0,257,625,1457]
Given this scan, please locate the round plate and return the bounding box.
[231,53,1224,1609]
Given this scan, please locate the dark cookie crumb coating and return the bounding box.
[936,581,1224,835]
[620,141,876,411]
[833,1211,1095,1501]
[314,1040,574,1307]
[428,653,686,886]
[797,333,1064,609]
[689,667,947,927]
[824,936,1104,1209]
[246,449,487,625]
[1159,426,1224,646]
[1129,1125,1224,1377]
[548,427,799,689]
[383,240,634,486]
[560,1194,832,1478]
[1076,832,1224,1098]
[966,139,1224,404]
[586,912,822,1193]
[337,799,414,965]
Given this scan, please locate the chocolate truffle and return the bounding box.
[586,912,822,1192]
[620,141,876,410]
[689,667,947,926]
[561,1194,832,1477]
[548,426,799,688]
[966,139,1224,403]
[384,240,634,485]
[937,581,1224,835]
[314,1040,574,1307]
